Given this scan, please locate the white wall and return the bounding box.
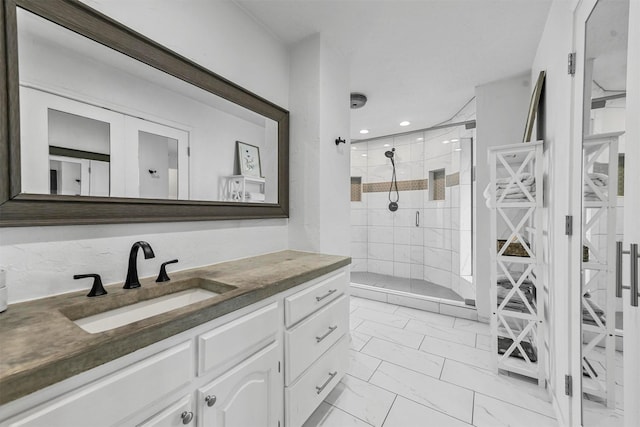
[530,1,578,425]
[289,34,351,256]
[0,0,291,302]
[474,72,531,319]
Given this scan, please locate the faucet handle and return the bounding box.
[74,274,107,297]
[156,259,179,283]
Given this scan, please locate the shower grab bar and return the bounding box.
[416,211,420,227]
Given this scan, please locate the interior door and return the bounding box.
[576,0,638,426]
[621,2,639,426]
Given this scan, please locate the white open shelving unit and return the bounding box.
[580,131,623,408]
[222,175,266,203]
[488,141,545,386]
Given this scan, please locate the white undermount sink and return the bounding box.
[74,288,219,333]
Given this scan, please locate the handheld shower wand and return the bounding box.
[385,148,399,211]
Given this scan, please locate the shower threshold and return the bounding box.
[350,272,479,320]
[351,272,463,301]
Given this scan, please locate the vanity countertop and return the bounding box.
[0,250,350,405]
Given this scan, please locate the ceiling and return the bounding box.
[235,0,553,140]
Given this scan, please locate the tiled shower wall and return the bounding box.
[350,126,475,300]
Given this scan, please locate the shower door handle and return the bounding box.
[416,211,420,227]
[617,241,640,307]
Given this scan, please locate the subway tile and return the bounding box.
[410,263,424,280]
[351,242,368,259]
[393,244,410,262]
[368,242,394,261]
[369,362,473,424]
[423,265,452,287]
[387,294,440,313]
[350,296,397,312]
[410,228,424,246]
[350,286,388,303]
[439,304,478,321]
[394,262,411,279]
[368,226,394,244]
[367,260,394,276]
[424,247,452,271]
[394,227,410,245]
[362,337,444,378]
[394,305,454,326]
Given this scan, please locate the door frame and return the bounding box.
[569,0,599,424]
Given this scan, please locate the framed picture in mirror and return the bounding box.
[236,141,262,178]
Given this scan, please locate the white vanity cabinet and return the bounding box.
[0,267,349,427]
[197,342,280,427]
[283,271,349,427]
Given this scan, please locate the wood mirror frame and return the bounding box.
[0,0,289,226]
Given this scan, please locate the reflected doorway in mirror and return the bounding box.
[236,141,263,178]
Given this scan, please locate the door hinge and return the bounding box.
[568,53,576,75]
[565,374,573,396]
[565,215,573,236]
[187,146,191,156]
[278,361,281,373]
[278,421,280,427]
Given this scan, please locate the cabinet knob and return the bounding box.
[205,395,217,407]
[181,411,193,425]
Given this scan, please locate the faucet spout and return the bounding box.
[123,241,155,289]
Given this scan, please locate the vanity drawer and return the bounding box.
[285,295,348,384]
[285,335,348,427]
[7,342,193,427]
[284,270,347,327]
[198,302,278,377]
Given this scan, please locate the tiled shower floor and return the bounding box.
[303,296,558,427]
[351,272,463,302]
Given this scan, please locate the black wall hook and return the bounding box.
[335,137,346,146]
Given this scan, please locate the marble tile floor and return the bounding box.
[303,296,558,427]
[351,272,464,302]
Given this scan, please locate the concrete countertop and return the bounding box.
[0,250,350,405]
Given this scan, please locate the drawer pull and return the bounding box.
[205,395,217,407]
[181,411,194,424]
[315,371,338,394]
[316,325,338,343]
[315,288,337,302]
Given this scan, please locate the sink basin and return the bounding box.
[68,278,236,334]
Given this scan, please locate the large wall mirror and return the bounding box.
[0,0,289,226]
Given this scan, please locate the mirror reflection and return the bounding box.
[17,7,278,203]
[580,0,628,424]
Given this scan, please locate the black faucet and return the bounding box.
[123,241,155,289]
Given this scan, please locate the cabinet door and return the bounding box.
[198,342,282,427]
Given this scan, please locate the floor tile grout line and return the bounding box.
[357,334,444,363]
[380,394,398,427]
[322,400,375,427]
[471,391,475,426]
[471,390,558,421]
[369,357,445,382]
[365,358,384,383]
[364,374,474,426]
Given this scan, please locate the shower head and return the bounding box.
[384,148,395,158]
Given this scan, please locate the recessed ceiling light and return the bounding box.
[454,148,462,152]
[442,140,450,144]
[417,137,424,141]
[361,154,368,157]
[359,129,369,134]
[383,144,391,147]
[450,139,459,143]
[399,121,410,127]
[351,146,357,150]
